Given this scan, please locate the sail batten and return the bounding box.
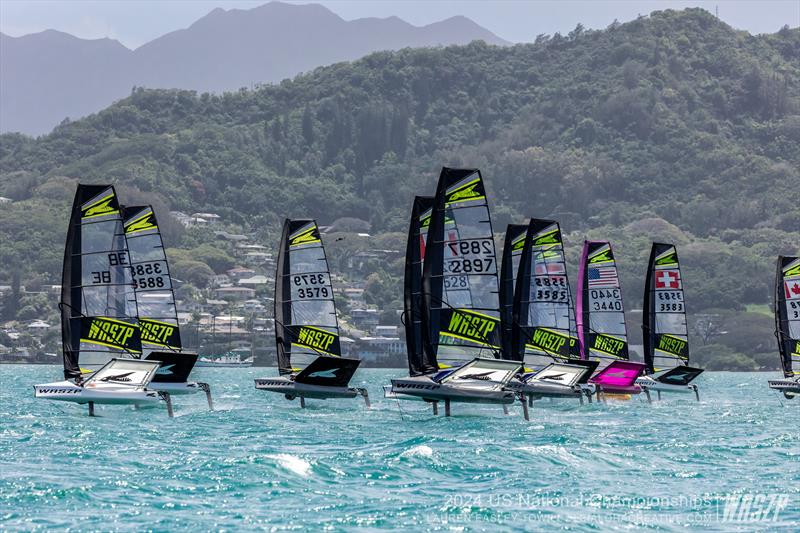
[422,168,502,368]
[576,240,629,370]
[275,219,341,375]
[776,256,800,378]
[643,243,689,374]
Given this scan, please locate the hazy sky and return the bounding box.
[1,0,798,48]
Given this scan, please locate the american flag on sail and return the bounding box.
[588,266,618,288]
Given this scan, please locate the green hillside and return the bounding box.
[0,8,798,367]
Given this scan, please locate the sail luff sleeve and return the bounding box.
[61,186,85,379]
[643,244,657,374]
[404,196,434,376]
[500,224,527,361]
[274,219,292,375]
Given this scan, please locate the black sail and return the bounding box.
[776,256,800,378]
[643,243,690,374]
[274,219,341,375]
[404,196,435,376]
[122,205,182,353]
[515,219,578,371]
[499,224,528,361]
[422,167,502,368]
[61,185,141,380]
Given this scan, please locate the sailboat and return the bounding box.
[576,240,646,399]
[34,185,171,416]
[502,220,598,404]
[387,168,521,415]
[254,219,369,407]
[768,255,800,399]
[122,205,213,409]
[636,243,703,401]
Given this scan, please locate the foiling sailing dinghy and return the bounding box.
[768,256,800,399]
[255,219,369,407]
[636,243,703,401]
[34,185,172,416]
[387,168,521,415]
[502,220,598,406]
[576,240,646,400]
[122,205,213,409]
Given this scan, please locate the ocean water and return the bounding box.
[1,366,797,532]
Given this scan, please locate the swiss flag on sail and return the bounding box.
[655,269,681,289]
[785,281,800,300]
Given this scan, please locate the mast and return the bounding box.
[274,219,341,375]
[61,185,142,380]
[122,205,182,354]
[576,240,629,370]
[403,196,435,376]
[776,256,800,379]
[499,224,528,361]
[643,243,689,374]
[421,167,502,368]
[514,219,576,371]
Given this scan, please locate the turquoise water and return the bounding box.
[1,366,797,531]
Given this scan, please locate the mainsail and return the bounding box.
[499,224,528,361]
[403,196,435,376]
[274,219,341,375]
[514,219,579,371]
[576,240,629,370]
[122,206,182,354]
[422,167,501,368]
[643,243,689,374]
[61,185,141,380]
[776,256,800,379]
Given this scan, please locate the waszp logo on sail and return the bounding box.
[82,191,119,219]
[592,334,625,356]
[656,334,687,357]
[447,180,484,203]
[290,226,320,247]
[297,327,335,352]
[444,310,497,346]
[140,319,177,347]
[528,328,568,356]
[83,318,137,350]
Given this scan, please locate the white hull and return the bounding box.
[635,377,696,393]
[33,380,160,405]
[506,379,595,399]
[768,378,800,398]
[254,376,369,407]
[388,376,515,404]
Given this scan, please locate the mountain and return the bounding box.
[0,9,798,368]
[0,2,508,136]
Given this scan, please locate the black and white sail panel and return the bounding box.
[423,168,501,367]
[62,185,141,379]
[123,205,181,353]
[274,219,341,375]
[404,196,435,376]
[776,256,800,378]
[643,243,689,374]
[576,241,629,370]
[516,220,576,371]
